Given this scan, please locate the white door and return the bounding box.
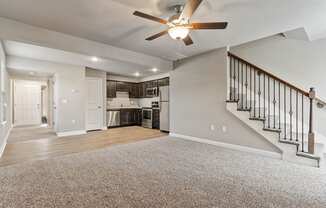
[14,80,42,126]
[86,78,103,131]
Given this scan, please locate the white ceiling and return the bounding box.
[1,0,326,61]
[4,40,163,77]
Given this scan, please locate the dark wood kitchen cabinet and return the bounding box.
[116,81,130,92]
[158,77,169,87]
[129,83,139,98]
[139,82,147,98]
[151,80,158,88]
[107,80,116,98]
[136,109,142,125]
[152,109,160,129]
[120,109,142,126]
[107,77,169,98]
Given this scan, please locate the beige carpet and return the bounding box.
[7,125,57,143]
[0,136,326,208]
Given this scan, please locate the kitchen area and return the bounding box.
[106,75,170,132]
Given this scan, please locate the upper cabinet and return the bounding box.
[107,80,116,98]
[129,83,139,98]
[158,77,169,87]
[107,77,169,98]
[116,81,130,92]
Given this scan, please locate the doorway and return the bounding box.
[13,80,43,126]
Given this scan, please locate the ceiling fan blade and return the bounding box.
[183,35,194,46]
[191,22,228,30]
[133,11,168,25]
[179,0,203,21]
[146,30,168,41]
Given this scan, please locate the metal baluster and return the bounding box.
[233,58,236,101]
[238,60,240,101]
[254,69,256,117]
[241,63,244,109]
[245,65,248,109]
[296,90,299,142]
[258,72,261,118]
[290,88,293,141]
[263,73,266,118]
[229,57,232,100]
[268,77,270,128]
[279,81,281,129]
[273,79,276,129]
[284,85,286,139]
[301,93,304,152]
[250,66,252,110]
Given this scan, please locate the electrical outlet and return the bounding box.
[210,124,216,131]
[72,120,76,124]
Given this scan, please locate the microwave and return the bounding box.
[146,87,158,97]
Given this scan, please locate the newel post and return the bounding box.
[308,87,316,154]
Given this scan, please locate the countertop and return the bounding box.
[107,107,160,111]
[107,107,142,111]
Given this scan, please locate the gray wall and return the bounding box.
[0,41,12,156]
[86,68,107,127]
[170,47,279,152]
[231,35,326,100]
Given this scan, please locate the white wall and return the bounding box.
[0,41,12,157]
[170,47,279,153]
[7,56,85,134]
[230,35,326,137]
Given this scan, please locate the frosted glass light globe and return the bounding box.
[168,26,190,40]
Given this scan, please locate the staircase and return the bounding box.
[226,52,325,168]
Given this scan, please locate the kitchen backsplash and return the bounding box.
[107,92,139,108]
[107,91,159,109]
[138,97,159,108]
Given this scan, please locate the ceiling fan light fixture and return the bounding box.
[168,26,190,40]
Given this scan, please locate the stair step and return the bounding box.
[263,128,282,133]
[296,152,320,162]
[249,117,266,121]
[226,100,239,103]
[279,139,300,146]
[237,108,251,112]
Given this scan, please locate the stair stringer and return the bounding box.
[227,102,320,168]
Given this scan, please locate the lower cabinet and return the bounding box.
[120,109,142,126]
[152,109,160,129]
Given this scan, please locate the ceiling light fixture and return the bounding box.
[168,26,190,40]
[29,72,35,75]
[91,56,99,62]
[134,72,140,77]
[152,68,158,72]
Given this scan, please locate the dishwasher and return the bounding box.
[107,111,120,127]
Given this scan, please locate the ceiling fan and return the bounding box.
[133,0,228,46]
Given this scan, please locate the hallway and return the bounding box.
[8,125,57,144]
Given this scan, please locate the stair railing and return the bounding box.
[227,52,320,154]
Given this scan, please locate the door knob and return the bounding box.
[98,106,102,109]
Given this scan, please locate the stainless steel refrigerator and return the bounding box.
[159,86,169,132]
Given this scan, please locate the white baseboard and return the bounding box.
[56,130,87,137]
[101,126,108,130]
[169,133,282,159]
[0,126,13,158]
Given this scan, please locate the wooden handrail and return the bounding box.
[228,52,309,97]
